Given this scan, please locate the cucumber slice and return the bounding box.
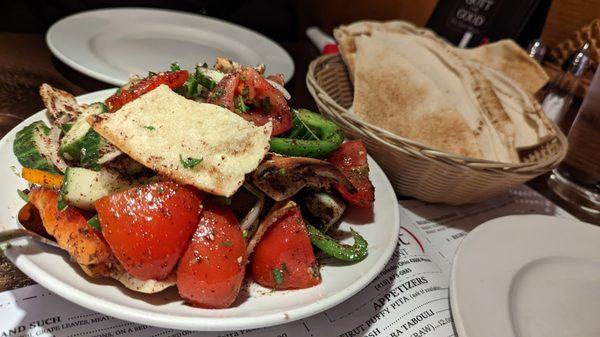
[13,121,59,173]
[60,102,114,170]
[58,167,134,211]
[197,67,224,89]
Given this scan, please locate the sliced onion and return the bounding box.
[47,125,68,172]
[266,79,291,100]
[240,183,265,231]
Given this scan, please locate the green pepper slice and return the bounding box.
[306,223,368,262]
[269,109,344,158]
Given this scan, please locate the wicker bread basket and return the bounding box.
[307,54,569,205]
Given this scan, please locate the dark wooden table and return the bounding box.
[0,33,596,292]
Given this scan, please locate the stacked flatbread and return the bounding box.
[334,21,554,163]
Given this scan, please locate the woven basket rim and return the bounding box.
[306,54,568,172]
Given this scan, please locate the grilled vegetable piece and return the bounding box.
[306,224,368,262]
[269,109,344,158]
[177,202,247,308]
[60,103,113,169]
[250,204,321,289]
[58,167,134,211]
[39,83,83,122]
[21,167,63,188]
[251,154,356,201]
[105,70,189,112]
[327,140,375,208]
[28,187,112,265]
[80,263,176,294]
[13,121,59,173]
[95,181,203,280]
[299,191,346,232]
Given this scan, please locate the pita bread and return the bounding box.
[89,85,271,197]
[457,40,549,94]
[334,21,549,94]
[353,31,518,162]
[477,65,555,148]
[335,20,555,159]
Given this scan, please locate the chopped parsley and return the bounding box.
[278,168,286,176]
[17,189,28,202]
[201,62,209,68]
[272,268,284,285]
[242,229,249,239]
[144,125,156,131]
[148,71,157,77]
[87,215,101,231]
[235,96,249,114]
[179,154,203,169]
[220,241,233,247]
[209,87,224,100]
[170,62,181,71]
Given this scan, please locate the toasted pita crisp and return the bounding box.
[352,32,518,162]
[89,85,271,197]
[457,40,549,94]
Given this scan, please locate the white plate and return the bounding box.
[450,215,600,337]
[46,8,294,85]
[2,89,399,331]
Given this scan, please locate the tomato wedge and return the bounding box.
[28,187,111,265]
[250,206,321,289]
[177,202,247,308]
[105,70,188,112]
[327,140,375,208]
[207,68,292,136]
[95,181,203,280]
[207,73,239,112]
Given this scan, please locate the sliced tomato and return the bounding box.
[28,187,111,265]
[95,181,203,280]
[327,140,375,208]
[207,68,292,136]
[105,70,189,112]
[177,201,247,308]
[207,73,239,111]
[250,206,321,289]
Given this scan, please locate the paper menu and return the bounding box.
[0,186,573,337]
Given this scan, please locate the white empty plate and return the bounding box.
[451,215,600,337]
[2,89,399,331]
[46,8,294,85]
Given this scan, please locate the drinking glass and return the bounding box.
[548,68,600,214]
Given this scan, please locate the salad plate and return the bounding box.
[46,8,294,85]
[451,215,600,337]
[2,89,400,331]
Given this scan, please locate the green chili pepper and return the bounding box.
[306,223,368,262]
[269,109,344,158]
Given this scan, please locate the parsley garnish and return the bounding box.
[272,268,284,285]
[144,125,156,131]
[17,189,28,202]
[87,215,101,231]
[235,96,249,114]
[179,154,203,169]
[170,62,181,71]
[220,241,233,247]
[209,88,224,100]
